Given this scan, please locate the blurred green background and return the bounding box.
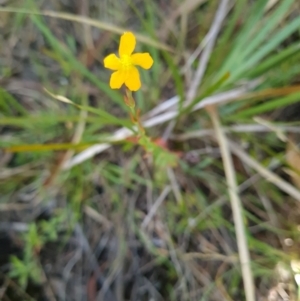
[1,0,300,300]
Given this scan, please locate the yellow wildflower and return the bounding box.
[104,32,153,91]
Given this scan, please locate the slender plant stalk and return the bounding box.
[228,139,300,201]
[207,105,255,301]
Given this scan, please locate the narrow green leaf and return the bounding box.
[241,0,294,60]
[248,43,300,77]
[231,16,300,82]
[0,88,28,116]
[218,0,267,77]
[235,92,300,118]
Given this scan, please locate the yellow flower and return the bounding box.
[104,32,154,91]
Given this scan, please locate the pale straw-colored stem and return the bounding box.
[208,105,255,301]
[228,140,300,201]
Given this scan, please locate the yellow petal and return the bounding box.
[125,67,141,91]
[104,53,121,70]
[131,53,153,69]
[119,32,136,56]
[110,70,125,89]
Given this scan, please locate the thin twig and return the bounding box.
[207,105,255,301]
[186,0,229,104]
[84,205,112,229]
[44,98,87,187]
[167,168,183,205]
[74,224,118,301]
[228,140,300,201]
[183,1,235,73]
[159,0,208,41]
[183,252,238,263]
[172,124,300,141]
[141,186,171,229]
[39,262,58,301]
[163,0,229,140]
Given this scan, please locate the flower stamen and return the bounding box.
[120,55,133,71]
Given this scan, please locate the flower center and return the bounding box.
[120,55,133,71]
